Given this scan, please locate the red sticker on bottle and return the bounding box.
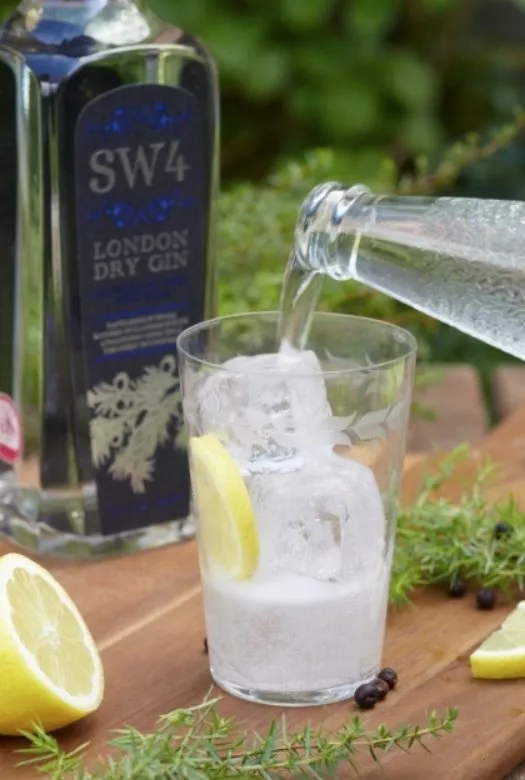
[0,394,22,465]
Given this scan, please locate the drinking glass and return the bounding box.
[177,312,417,706]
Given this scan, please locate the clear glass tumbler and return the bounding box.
[177,312,417,706]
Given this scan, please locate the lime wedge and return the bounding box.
[189,435,259,580]
[471,601,525,679]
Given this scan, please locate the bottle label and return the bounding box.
[74,85,208,536]
[0,393,22,466]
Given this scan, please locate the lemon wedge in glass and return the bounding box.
[0,553,104,735]
[189,434,260,580]
[470,601,525,679]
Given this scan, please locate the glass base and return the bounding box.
[0,510,196,560]
[0,471,196,559]
[212,672,364,707]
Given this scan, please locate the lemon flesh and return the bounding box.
[189,434,260,580]
[0,553,104,734]
[470,601,525,679]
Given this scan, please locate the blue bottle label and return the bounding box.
[74,84,207,535]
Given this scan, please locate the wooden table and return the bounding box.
[4,407,525,779]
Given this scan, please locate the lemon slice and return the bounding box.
[0,553,104,735]
[189,434,259,580]
[470,601,525,679]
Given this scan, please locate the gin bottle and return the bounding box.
[0,0,219,557]
[282,182,525,360]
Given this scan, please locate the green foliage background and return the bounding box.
[145,0,525,184]
[3,0,525,387]
[143,0,525,380]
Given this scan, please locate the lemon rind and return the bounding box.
[471,647,525,659]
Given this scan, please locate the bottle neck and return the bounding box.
[293,183,375,276]
[294,183,438,279]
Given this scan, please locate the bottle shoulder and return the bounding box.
[0,0,212,62]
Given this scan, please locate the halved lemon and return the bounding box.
[470,601,525,679]
[189,434,259,580]
[0,553,104,735]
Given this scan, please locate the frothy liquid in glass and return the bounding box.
[204,565,389,696]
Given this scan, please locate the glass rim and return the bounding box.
[176,311,417,378]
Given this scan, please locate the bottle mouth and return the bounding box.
[293,183,376,275]
[297,182,371,233]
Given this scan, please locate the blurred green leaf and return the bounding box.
[149,0,208,28]
[242,48,290,98]
[386,52,437,111]
[400,113,443,154]
[197,15,266,82]
[293,40,346,83]
[345,0,401,42]
[279,0,333,30]
[316,81,381,138]
[421,0,457,10]
[0,0,17,19]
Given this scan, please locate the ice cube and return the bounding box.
[195,350,336,471]
[250,450,386,582]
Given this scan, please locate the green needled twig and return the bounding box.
[17,697,458,779]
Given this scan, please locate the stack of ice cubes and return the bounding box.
[196,348,386,583]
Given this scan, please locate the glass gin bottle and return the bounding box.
[281,182,525,360]
[0,0,219,557]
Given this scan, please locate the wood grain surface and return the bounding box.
[3,409,525,778]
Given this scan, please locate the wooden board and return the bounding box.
[3,410,525,778]
[407,363,488,453]
[492,365,525,419]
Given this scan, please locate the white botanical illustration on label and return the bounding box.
[87,355,184,493]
